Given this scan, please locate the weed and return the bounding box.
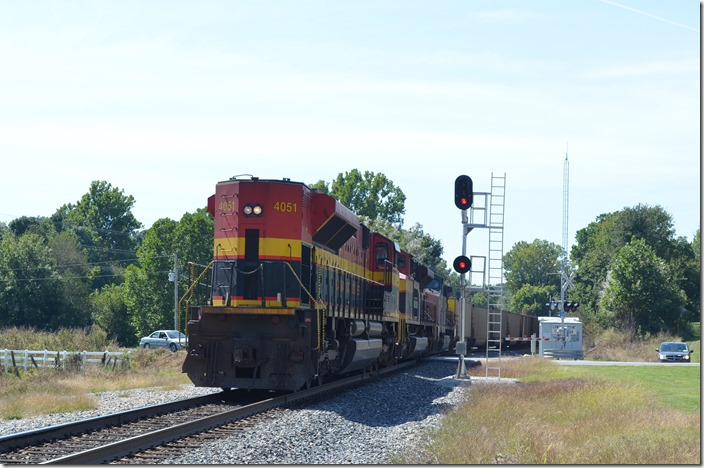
[397,358,700,465]
[0,350,190,420]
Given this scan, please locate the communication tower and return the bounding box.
[558,146,576,347]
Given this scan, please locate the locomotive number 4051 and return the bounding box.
[274,201,297,213]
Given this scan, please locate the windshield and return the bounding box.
[661,343,687,352]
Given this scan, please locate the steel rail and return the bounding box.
[43,360,416,464]
[0,392,225,453]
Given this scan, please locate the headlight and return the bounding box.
[242,204,263,216]
[683,354,690,360]
[659,354,666,360]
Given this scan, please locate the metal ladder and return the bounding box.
[485,173,506,379]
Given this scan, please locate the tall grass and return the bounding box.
[584,329,700,362]
[398,357,700,465]
[0,326,120,351]
[0,348,190,420]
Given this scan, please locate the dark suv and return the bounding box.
[656,342,694,362]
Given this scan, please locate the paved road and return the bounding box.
[553,360,700,366]
[429,355,700,367]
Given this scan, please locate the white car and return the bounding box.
[139,330,187,352]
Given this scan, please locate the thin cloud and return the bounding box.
[599,0,699,32]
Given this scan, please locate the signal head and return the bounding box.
[454,175,473,210]
[453,255,472,274]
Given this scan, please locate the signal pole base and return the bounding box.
[454,355,470,380]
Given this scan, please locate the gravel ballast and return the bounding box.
[0,359,473,464]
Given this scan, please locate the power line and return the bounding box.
[0,270,173,283]
[60,223,142,237]
[1,255,172,273]
[3,258,137,273]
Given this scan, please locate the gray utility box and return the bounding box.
[538,316,584,360]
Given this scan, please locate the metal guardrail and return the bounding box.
[0,349,129,373]
[543,349,584,360]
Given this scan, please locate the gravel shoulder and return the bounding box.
[1,359,470,464]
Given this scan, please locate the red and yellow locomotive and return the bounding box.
[182,176,456,391]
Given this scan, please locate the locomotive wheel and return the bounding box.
[316,374,324,386]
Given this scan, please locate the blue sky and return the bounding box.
[0,0,699,273]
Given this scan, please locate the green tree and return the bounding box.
[123,210,214,338]
[0,232,62,328]
[328,169,406,224]
[91,283,136,346]
[571,204,680,326]
[471,291,488,307]
[666,232,701,320]
[8,216,56,239]
[123,264,160,338]
[511,284,555,316]
[59,181,142,289]
[124,218,178,338]
[49,231,93,327]
[401,223,446,273]
[0,220,96,330]
[308,180,329,194]
[173,208,215,268]
[503,239,562,314]
[601,239,686,338]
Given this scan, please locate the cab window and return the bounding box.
[398,254,406,269]
[375,243,389,266]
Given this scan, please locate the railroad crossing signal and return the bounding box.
[545,298,579,314]
[454,175,473,210]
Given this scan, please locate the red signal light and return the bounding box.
[454,175,473,210]
[453,255,472,274]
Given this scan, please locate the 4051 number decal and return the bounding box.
[273,201,297,213]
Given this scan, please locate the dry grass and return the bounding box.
[0,348,190,420]
[398,357,700,465]
[0,326,120,352]
[584,329,696,362]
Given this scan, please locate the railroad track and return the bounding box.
[0,361,415,464]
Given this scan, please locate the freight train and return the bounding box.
[182,176,537,392]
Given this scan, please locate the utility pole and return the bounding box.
[169,253,179,330]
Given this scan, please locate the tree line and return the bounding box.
[504,205,699,338]
[0,172,699,346]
